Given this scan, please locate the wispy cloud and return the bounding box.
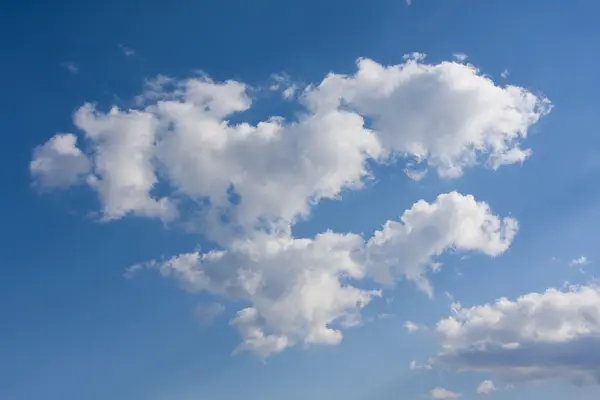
[569,255,589,266]
[404,320,426,333]
[118,44,136,57]
[269,73,299,100]
[194,302,225,325]
[410,359,433,370]
[61,61,79,74]
[430,387,461,399]
[453,53,468,62]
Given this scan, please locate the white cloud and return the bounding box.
[34,106,169,221]
[30,134,91,189]
[404,165,428,181]
[134,75,176,106]
[476,380,496,394]
[128,230,380,357]
[152,78,380,239]
[366,192,517,296]
[73,104,177,221]
[269,73,299,99]
[306,55,551,179]
[128,192,515,356]
[35,73,380,232]
[453,53,468,62]
[570,256,589,266]
[33,54,549,231]
[430,387,461,399]
[410,359,433,370]
[61,62,79,74]
[436,285,600,385]
[404,320,422,333]
[32,54,544,357]
[118,44,136,57]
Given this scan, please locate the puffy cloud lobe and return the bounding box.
[131,230,378,357]
[153,80,380,235]
[436,285,600,385]
[476,380,496,394]
[366,192,518,296]
[306,55,550,178]
[128,192,515,356]
[74,105,176,221]
[32,55,549,231]
[30,107,177,221]
[30,134,91,189]
[404,320,422,333]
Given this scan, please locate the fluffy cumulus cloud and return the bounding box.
[306,54,551,178]
[436,285,600,385]
[32,54,549,231]
[128,230,379,357]
[366,192,517,296]
[31,54,547,357]
[128,192,515,356]
[30,133,91,189]
[74,105,177,221]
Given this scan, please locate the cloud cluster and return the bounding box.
[31,54,548,356]
[31,55,548,232]
[128,192,515,356]
[436,285,600,385]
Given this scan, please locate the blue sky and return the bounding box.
[2,0,600,399]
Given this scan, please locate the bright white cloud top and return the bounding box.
[31,54,550,357]
[30,133,91,189]
[437,285,600,385]
[31,55,549,230]
[127,192,515,356]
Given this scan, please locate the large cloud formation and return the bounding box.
[436,285,600,385]
[127,192,516,356]
[31,54,548,356]
[31,54,549,234]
